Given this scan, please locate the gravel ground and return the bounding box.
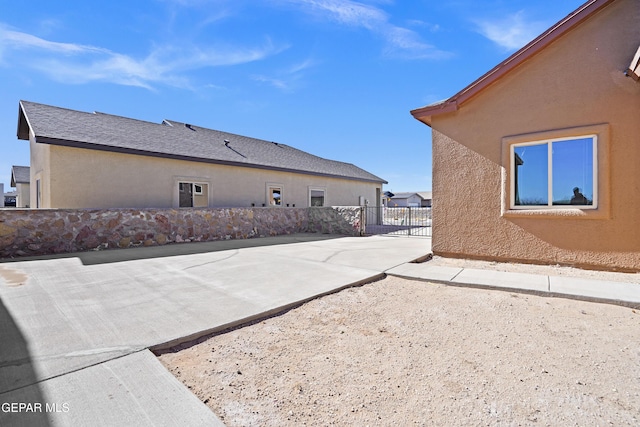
[158,275,640,426]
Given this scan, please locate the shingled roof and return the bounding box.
[18,101,386,184]
[10,165,30,186]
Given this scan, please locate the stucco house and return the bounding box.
[388,192,432,208]
[10,165,30,208]
[17,101,386,209]
[411,0,640,271]
[417,191,432,208]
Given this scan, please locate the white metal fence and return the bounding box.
[362,206,432,237]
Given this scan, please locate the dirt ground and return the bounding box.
[159,270,640,426]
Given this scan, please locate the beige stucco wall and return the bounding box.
[39,143,380,209]
[15,183,30,208]
[29,133,50,208]
[430,0,640,271]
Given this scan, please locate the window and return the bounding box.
[511,135,597,209]
[268,186,282,206]
[309,188,325,207]
[178,182,208,208]
[502,124,609,220]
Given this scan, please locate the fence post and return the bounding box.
[408,207,412,236]
[360,206,366,236]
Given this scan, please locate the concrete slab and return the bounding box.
[254,235,431,271]
[0,234,429,426]
[0,245,382,392]
[0,350,223,427]
[4,232,640,426]
[386,263,463,282]
[0,232,431,426]
[452,268,549,293]
[549,275,640,304]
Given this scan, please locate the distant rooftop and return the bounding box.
[391,191,432,200]
[18,101,386,184]
[11,165,30,186]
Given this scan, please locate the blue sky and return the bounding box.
[0,0,585,193]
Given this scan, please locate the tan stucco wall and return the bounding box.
[430,0,640,271]
[41,144,380,209]
[15,183,30,208]
[29,134,50,208]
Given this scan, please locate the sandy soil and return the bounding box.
[159,275,640,426]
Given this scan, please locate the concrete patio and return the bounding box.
[1,233,638,426]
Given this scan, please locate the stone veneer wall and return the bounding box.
[0,207,364,258]
[308,206,364,235]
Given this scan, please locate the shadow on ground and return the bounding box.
[0,298,51,427]
[0,233,345,266]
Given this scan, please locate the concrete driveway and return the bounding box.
[0,234,430,426]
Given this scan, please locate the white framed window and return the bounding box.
[309,187,326,207]
[176,178,209,208]
[501,123,610,220]
[510,135,597,209]
[267,183,283,206]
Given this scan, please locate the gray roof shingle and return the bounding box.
[18,101,386,183]
[11,165,30,185]
[390,191,432,200]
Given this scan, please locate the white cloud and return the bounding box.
[0,26,107,55]
[382,26,443,59]
[475,11,547,51]
[287,0,386,28]
[406,19,440,33]
[277,0,450,59]
[252,57,317,91]
[287,58,317,74]
[251,75,289,90]
[0,25,287,89]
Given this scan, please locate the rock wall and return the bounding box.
[308,206,364,235]
[0,207,363,258]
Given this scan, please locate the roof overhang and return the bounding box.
[410,0,617,127]
[17,101,31,140]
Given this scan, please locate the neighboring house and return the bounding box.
[417,191,432,208]
[10,165,30,208]
[388,192,431,208]
[411,0,640,271]
[17,101,386,209]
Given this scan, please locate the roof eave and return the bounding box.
[410,0,616,127]
[17,101,31,140]
[410,101,458,128]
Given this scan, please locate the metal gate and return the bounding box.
[362,206,432,237]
